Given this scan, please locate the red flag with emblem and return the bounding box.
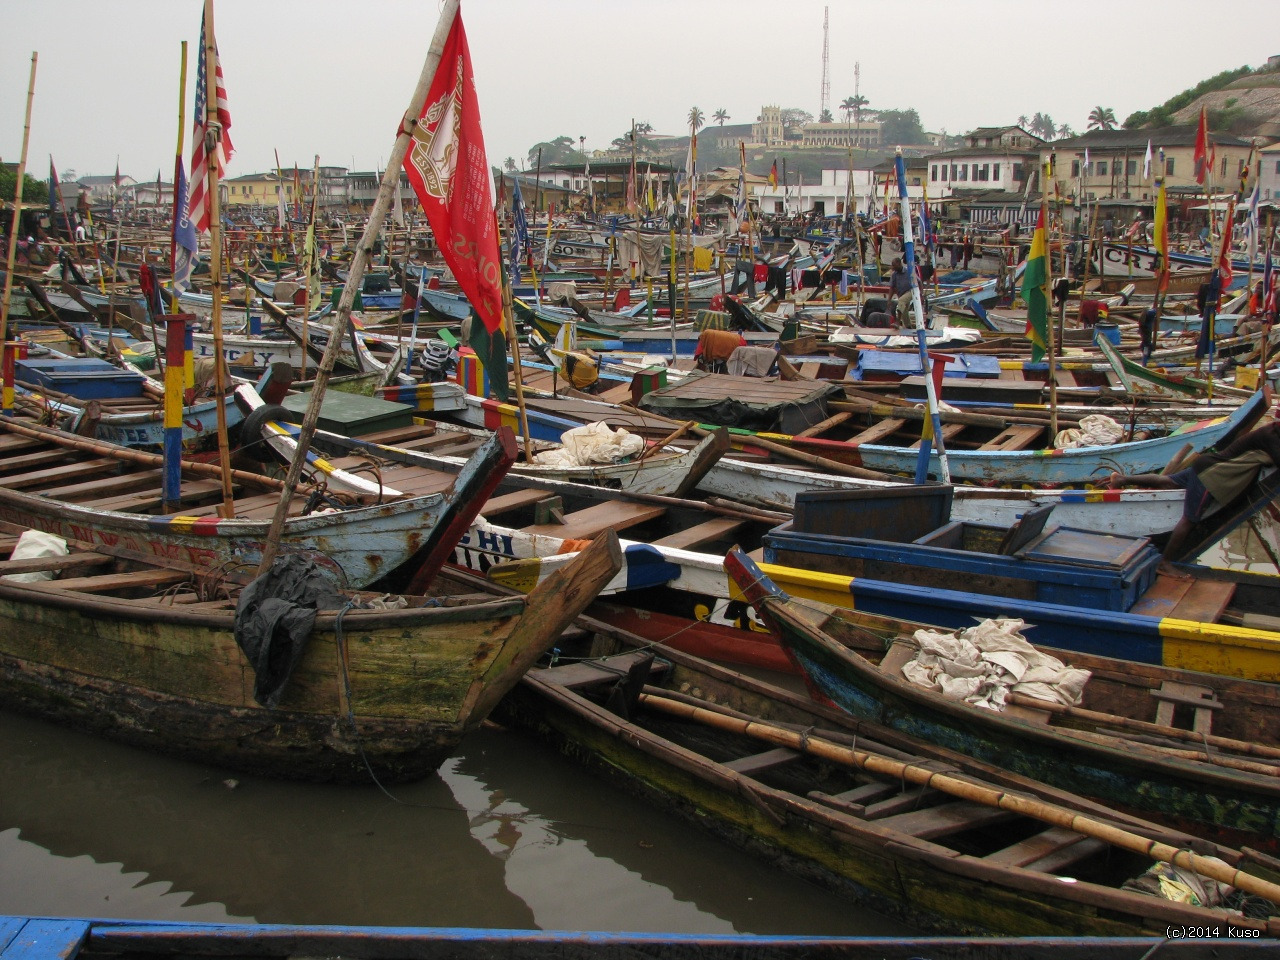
[1193,106,1209,185]
[402,7,502,333]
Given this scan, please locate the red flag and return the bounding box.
[403,7,502,333]
[188,8,234,234]
[1193,106,1209,186]
[1218,199,1236,287]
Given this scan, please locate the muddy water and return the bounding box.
[0,708,913,935]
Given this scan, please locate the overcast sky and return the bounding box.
[2,0,1274,183]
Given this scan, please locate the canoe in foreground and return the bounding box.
[725,549,1280,854]
[497,615,1280,936]
[0,525,622,784]
[10,917,1279,960]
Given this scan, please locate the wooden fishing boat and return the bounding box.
[753,387,1268,486]
[10,916,1273,960]
[725,548,1280,854]
[757,483,1280,682]
[238,386,733,500]
[0,508,621,783]
[497,609,1280,936]
[0,415,517,590]
[515,391,1204,538]
[1099,336,1261,401]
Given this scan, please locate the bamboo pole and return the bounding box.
[640,690,1280,905]
[257,0,461,574]
[1,53,38,353]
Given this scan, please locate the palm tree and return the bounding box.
[1031,112,1055,140]
[687,106,704,133]
[713,109,729,126]
[1016,114,1030,129]
[1086,106,1117,131]
[840,96,856,123]
[819,108,834,123]
[503,156,517,173]
[1057,123,1075,140]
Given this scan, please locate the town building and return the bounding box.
[924,126,1043,199]
[1261,142,1280,201]
[751,168,921,218]
[1047,125,1257,202]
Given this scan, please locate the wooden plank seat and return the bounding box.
[0,434,46,454]
[1168,579,1236,624]
[861,786,937,820]
[387,432,478,453]
[724,747,802,776]
[908,422,966,450]
[984,826,1103,870]
[1152,680,1222,734]
[85,479,225,513]
[520,501,667,541]
[652,517,746,551]
[1128,574,1195,618]
[0,458,121,491]
[354,425,438,445]
[814,779,903,815]
[37,468,166,502]
[979,424,1045,452]
[0,552,113,577]
[479,488,556,517]
[875,800,1015,840]
[24,568,190,594]
[0,448,83,474]
[540,650,669,690]
[847,418,908,445]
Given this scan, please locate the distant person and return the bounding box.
[888,257,913,323]
[1108,407,1280,573]
[1139,306,1157,366]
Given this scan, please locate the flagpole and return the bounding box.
[1,53,37,349]
[171,41,187,293]
[1044,165,1059,440]
[257,0,462,574]
[496,221,533,464]
[197,0,236,518]
[1,52,37,418]
[894,148,949,485]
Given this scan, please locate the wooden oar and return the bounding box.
[640,690,1280,905]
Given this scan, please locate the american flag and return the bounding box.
[187,10,233,234]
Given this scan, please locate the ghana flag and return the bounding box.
[1021,206,1049,362]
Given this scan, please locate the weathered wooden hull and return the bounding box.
[0,584,524,782]
[0,421,519,589]
[498,628,1279,936]
[0,533,621,783]
[726,551,1280,854]
[751,559,1280,683]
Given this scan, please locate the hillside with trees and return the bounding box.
[1123,62,1280,136]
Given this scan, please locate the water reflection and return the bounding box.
[1,710,910,935]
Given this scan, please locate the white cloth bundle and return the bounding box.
[897,617,1091,711]
[533,421,646,468]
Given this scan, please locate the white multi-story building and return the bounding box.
[924,126,1043,199]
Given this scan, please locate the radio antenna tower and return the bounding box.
[819,6,830,119]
